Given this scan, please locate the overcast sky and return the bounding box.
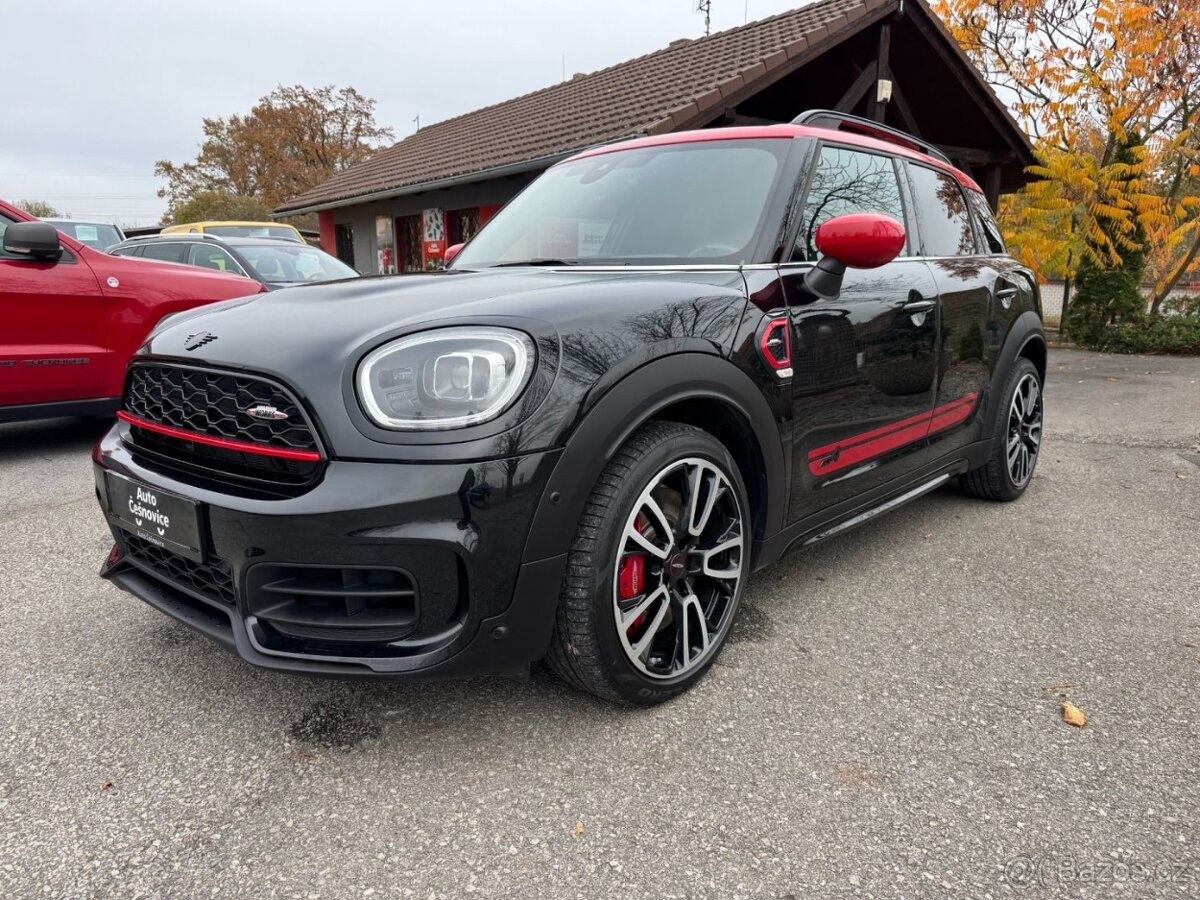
[1,0,811,225]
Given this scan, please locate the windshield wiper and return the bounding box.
[489,258,578,267]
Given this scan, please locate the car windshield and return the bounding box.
[238,244,358,284]
[451,139,789,268]
[206,225,301,243]
[45,220,123,251]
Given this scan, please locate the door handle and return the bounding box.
[995,280,1019,306]
[902,298,936,313]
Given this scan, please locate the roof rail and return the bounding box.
[792,109,952,165]
[119,232,227,243]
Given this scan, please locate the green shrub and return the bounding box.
[1161,294,1200,317]
[1079,314,1200,354]
[1065,260,1146,345]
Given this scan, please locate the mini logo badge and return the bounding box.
[243,405,289,421]
[184,331,218,352]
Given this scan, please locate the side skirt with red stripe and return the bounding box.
[807,392,980,477]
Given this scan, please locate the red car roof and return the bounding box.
[567,123,984,195]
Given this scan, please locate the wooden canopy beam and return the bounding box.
[834,61,878,113]
[886,76,921,137]
[866,22,892,122]
[983,165,1002,211]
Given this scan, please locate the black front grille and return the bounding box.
[123,363,323,497]
[126,364,317,451]
[123,534,235,606]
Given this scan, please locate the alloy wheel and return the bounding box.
[1007,372,1042,487]
[611,457,745,680]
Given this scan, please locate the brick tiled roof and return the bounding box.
[277,0,1018,214]
[277,0,900,213]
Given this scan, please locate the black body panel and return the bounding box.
[0,396,118,423]
[774,259,942,521]
[96,426,565,675]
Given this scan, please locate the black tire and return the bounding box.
[960,357,1042,501]
[545,421,750,705]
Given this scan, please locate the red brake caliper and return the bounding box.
[618,515,649,633]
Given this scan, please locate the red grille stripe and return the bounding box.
[117,411,323,462]
[808,392,980,476]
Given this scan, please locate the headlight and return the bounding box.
[357,327,536,430]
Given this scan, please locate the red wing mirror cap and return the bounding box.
[444,243,465,266]
[814,213,905,269]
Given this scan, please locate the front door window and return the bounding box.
[794,146,908,261]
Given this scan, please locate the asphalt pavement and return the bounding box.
[1,348,1197,899]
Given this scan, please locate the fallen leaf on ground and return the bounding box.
[835,762,886,787]
[923,533,934,540]
[100,780,114,791]
[572,821,585,838]
[1061,702,1087,728]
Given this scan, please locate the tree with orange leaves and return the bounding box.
[935,0,1200,313]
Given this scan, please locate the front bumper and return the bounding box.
[94,426,567,677]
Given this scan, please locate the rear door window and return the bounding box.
[907,164,976,257]
[795,146,908,261]
[188,244,244,275]
[140,243,189,264]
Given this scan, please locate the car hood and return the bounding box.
[147,267,746,361]
[141,267,750,458]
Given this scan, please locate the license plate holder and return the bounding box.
[105,472,205,563]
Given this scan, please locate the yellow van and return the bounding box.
[162,220,303,243]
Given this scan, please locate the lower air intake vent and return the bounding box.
[123,534,235,606]
[245,565,418,644]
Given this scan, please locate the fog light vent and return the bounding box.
[247,565,418,644]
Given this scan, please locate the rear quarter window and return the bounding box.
[967,190,1005,254]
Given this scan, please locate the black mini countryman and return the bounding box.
[93,111,1044,704]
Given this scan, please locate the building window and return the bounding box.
[447,208,481,246]
[375,216,396,274]
[397,215,423,273]
[334,224,355,267]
